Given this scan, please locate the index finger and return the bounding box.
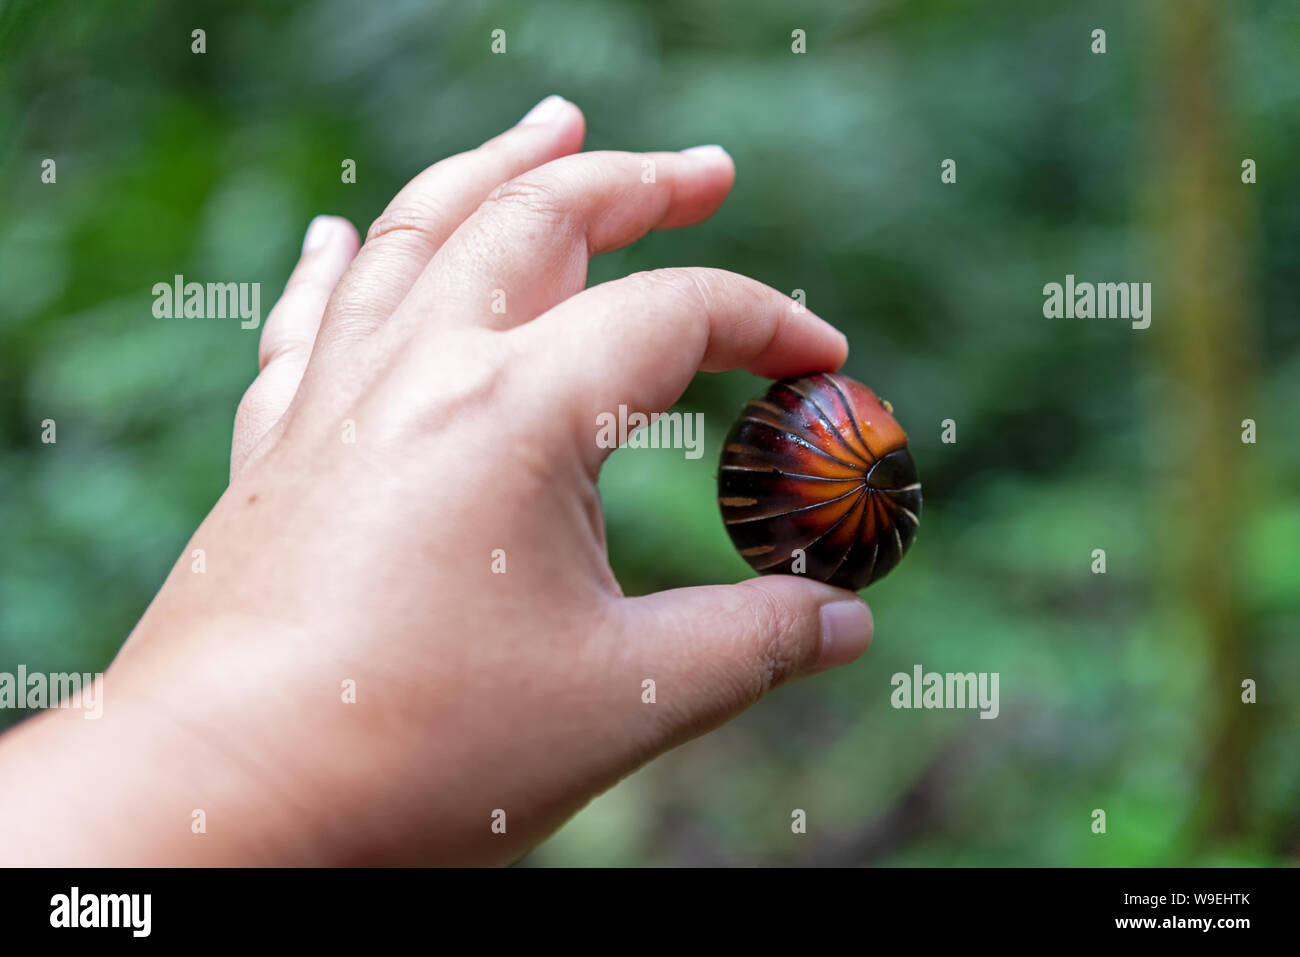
[391,147,736,332]
[514,267,848,475]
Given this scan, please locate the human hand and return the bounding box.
[0,96,872,865]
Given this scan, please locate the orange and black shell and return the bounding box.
[717,372,922,591]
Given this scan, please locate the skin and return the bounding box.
[0,97,873,866]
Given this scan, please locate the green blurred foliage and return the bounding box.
[1,0,1296,865]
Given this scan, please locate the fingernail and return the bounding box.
[518,94,569,126]
[815,599,873,671]
[302,216,331,254]
[681,144,730,161]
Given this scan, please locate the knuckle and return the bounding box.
[364,203,442,247]
[481,175,573,230]
[620,269,719,356]
[756,630,804,694]
[741,585,806,697]
[629,268,715,311]
[257,335,308,372]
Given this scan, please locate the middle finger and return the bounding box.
[391,145,735,334]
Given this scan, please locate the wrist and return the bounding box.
[0,622,333,865]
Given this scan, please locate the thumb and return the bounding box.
[231,215,359,480]
[616,575,873,741]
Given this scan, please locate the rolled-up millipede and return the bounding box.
[717,372,922,591]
